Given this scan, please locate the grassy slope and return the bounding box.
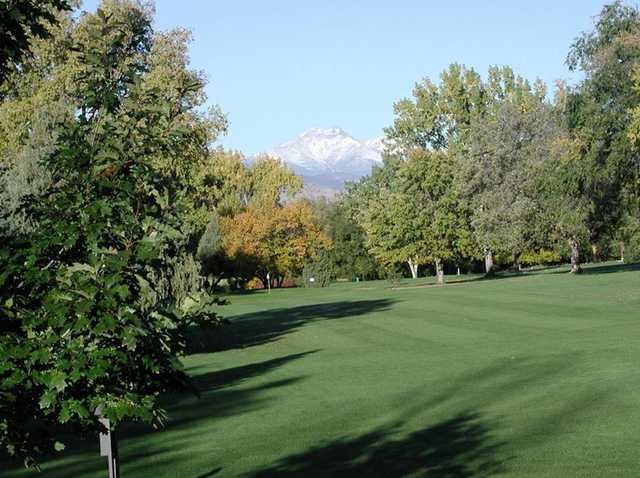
[4,263,640,477]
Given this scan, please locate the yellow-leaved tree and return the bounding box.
[222,201,330,288]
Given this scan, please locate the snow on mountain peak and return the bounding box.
[299,127,347,138]
[263,128,385,194]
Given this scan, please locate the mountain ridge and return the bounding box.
[260,127,385,196]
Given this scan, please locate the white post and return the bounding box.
[266,272,271,294]
[96,407,119,478]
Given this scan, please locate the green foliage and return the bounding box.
[355,156,420,269]
[196,211,233,289]
[566,1,640,245]
[619,205,640,262]
[625,235,640,262]
[355,147,475,279]
[249,154,303,208]
[399,149,476,265]
[519,249,563,267]
[458,95,561,256]
[0,1,223,467]
[302,249,333,288]
[190,149,248,219]
[362,64,565,278]
[0,0,71,85]
[190,150,301,221]
[317,195,382,281]
[385,266,404,287]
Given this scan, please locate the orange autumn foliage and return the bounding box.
[221,201,330,285]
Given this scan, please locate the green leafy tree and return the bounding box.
[384,64,489,272]
[302,249,333,287]
[566,1,640,260]
[323,194,382,281]
[357,156,426,277]
[187,149,301,227]
[356,149,473,284]
[191,148,249,219]
[398,149,475,284]
[196,211,232,289]
[385,63,571,275]
[456,86,559,271]
[534,133,592,273]
[249,154,303,207]
[0,2,77,234]
[0,1,223,467]
[0,0,71,85]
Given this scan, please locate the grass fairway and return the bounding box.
[4,263,640,477]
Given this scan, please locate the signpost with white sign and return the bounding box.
[95,407,119,478]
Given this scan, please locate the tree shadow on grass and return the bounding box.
[13,352,615,478]
[394,261,640,291]
[190,350,319,392]
[580,262,640,274]
[2,352,317,478]
[188,299,397,354]
[512,261,640,277]
[389,272,546,290]
[390,266,573,290]
[243,352,612,478]
[121,351,320,440]
[246,412,504,478]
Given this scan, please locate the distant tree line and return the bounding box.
[335,2,640,282]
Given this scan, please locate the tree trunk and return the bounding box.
[511,251,520,271]
[259,274,269,289]
[591,243,599,263]
[484,249,494,275]
[435,258,444,285]
[569,238,582,273]
[407,258,418,279]
[621,241,625,263]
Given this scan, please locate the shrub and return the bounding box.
[303,250,333,288]
[519,249,563,267]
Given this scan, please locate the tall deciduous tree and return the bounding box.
[222,201,329,288]
[357,156,426,277]
[0,0,224,466]
[456,82,558,270]
[399,149,475,284]
[566,1,640,260]
[249,154,303,208]
[321,193,382,281]
[383,64,489,273]
[533,132,592,273]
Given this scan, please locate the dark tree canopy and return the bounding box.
[0,0,71,84]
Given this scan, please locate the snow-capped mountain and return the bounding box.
[262,127,385,194]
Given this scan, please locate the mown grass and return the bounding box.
[4,262,640,477]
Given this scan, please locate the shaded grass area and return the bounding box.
[248,412,504,478]
[187,299,396,353]
[3,262,640,477]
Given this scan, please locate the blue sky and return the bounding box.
[81,1,609,154]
